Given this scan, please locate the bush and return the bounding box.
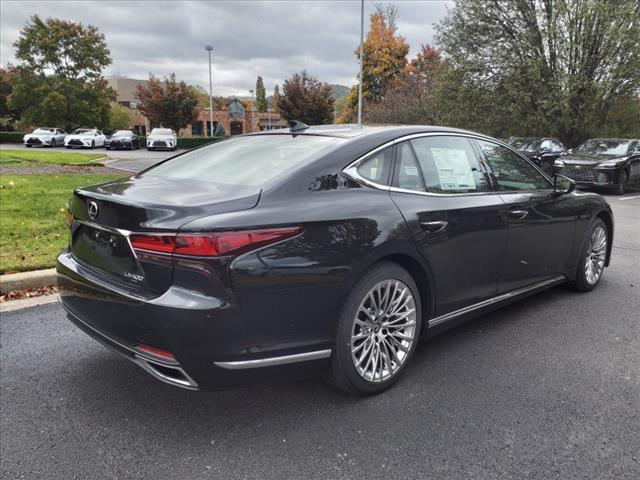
[0,131,26,143]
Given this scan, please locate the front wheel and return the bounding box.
[329,261,422,395]
[569,218,608,292]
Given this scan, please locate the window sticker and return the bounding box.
[404,165,419,176]
[430,148,476,190]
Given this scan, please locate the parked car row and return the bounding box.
[22,127,178,151]
[508,136,640,194]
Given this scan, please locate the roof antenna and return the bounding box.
[288,120,309,132]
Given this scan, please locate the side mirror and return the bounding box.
[554,175,575,195]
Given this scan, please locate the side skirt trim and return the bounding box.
[428,275,566,328]
[214,349,332,370]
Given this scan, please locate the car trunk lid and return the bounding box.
[68,175,260,292]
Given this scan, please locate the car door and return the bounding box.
[389,135,507,316]
[627,141,640,181]
[475,139,576,292]
[96,130,105,146]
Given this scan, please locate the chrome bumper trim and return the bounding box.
[429,275,566,328]
[214,349,332,370]
[60,299,199,390]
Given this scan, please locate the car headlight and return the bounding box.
[595,161,621,169]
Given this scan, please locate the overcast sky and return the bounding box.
[0,0,452,97]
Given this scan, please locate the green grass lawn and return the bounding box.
[0,173,123,274]
[0,149,107,166]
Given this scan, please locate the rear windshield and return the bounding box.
[144,134,346,186]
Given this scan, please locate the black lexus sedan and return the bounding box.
[105,130,140,150]
[555,138,640,194]
[57,125,614,395]
[507,137,567,174]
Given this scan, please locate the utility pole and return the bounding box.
[357,0,364,127]
[206,45,214,136]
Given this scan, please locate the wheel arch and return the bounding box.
[595,209,614,266]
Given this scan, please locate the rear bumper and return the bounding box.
[56,251,331,390]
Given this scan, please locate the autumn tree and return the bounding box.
[255,76,268,112]
[136,73,199,133]
[339,4,410,123]
[367,44,443,125]
[435,0,640,145]
[280,71,334,124]
[8,16,114,131]
[272,84,281,114]
[0,65,20,130]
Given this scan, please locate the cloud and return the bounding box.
[0,0,451,96]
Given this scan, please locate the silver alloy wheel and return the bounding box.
[585,225,607,285]
[350,279,417,383]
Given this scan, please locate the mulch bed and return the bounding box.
[0,285,57,302]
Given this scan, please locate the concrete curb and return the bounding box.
[0,268,57,294]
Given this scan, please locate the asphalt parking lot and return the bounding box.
[1,190,639,479]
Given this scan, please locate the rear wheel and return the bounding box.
[329,262,422,395]
[569,218,608,292]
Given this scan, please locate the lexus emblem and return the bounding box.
[88,201,99,219]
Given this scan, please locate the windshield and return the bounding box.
[72,129,92,135]
[508,138,540,151]
[112,131,131,137]
[144,134,346,187]
[33,128,55,134]
[151,129,173,136]
[574,139,630,156]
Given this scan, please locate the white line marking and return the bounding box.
[618,195,640,201]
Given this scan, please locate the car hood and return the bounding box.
[25,132,55,138]
[562,153,627,166]
[148,134,175,140]
[67,133,95,139]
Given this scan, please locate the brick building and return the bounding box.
[106,76,287,136]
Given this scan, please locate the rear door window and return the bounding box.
[357,146,393,185]
[395,142,424,192]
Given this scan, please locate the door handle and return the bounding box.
[420,220,448,234]
[508,209,528,220]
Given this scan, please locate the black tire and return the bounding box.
[50,139,56,148]
[65,146,70,149]
[569,218,608,292]
[147,147,153,151]
[25,144,32,148]
[329,261,422,395]
[613,170,628,195]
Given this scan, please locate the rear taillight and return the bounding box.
[130,227,302,257]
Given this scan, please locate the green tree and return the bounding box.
[8,16,114,131]
[435,0,640,145]
[255,76,268,112]
[280,71,334,125]
[135,73,199,133]
[108,103,133,132]
[272,84,281,114]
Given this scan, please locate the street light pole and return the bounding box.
[357,0,364,127]
[206,45,214,136]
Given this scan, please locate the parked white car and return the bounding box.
[64,128,106,149]
[147,128,177,151]
[23,127,67,148]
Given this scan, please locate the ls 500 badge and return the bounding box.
[124,272,144,282]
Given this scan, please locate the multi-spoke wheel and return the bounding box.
[330,262,421,395]
[570,218,608,292]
